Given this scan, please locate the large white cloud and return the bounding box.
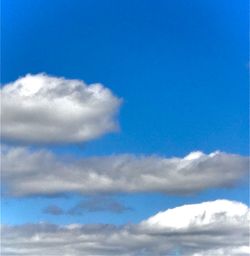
[140,199,249,230]
[2,146,248,196]
[1,73,121,143]
[2,200,249,255]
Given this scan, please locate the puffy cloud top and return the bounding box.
[1,74,121,143]
[142,199,249,230]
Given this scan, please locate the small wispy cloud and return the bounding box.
[43,196,132,216]
[42,205,64,216]
[68,196,133,215]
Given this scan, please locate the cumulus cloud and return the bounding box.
[2,146,248,196]
[1,73,121,144]
[2,200,249,256]
[140,199,249,230]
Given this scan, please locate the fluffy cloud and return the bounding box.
[2,200,249,256]
[2,146,248,196]
[140,199,249,230]
[1,73,121,144]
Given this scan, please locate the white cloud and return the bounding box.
[141,199,248,230]
[2,200,249,255]
[1,73,121,143]
[2,146,248,196]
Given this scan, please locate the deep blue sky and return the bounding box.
[1,0,249,225]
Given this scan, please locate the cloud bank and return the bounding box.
[2,200,249,256]
[1,74,121,144]
[2,146,248,196]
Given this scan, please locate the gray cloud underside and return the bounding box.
[2,146,248,197]
[2,200,249,256]
[43,196,132,215]
[1,73,121,144]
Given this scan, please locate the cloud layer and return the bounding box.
[2,146,248,196]
[2,200,249,256]
[1,74,121,144]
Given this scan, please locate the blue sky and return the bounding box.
[2,0,248,155]
[1,1,249,254]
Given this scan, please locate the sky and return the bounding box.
[1,0,249,255]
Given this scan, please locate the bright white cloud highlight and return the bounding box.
[1,73,121,143]
[141,199,249,230]
[2,146,248,196]
[2,200,249,256]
